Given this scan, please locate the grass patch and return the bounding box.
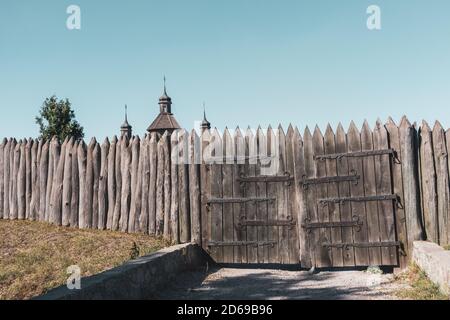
[0,220,171,300]
[395,263,448,300]
[443,245,450,251]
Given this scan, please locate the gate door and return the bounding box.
[201,128,300,265]
[299,123,401,268]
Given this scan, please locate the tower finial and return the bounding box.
[163,75,167,95]
[203,101,207,120]
[125,104,128,122]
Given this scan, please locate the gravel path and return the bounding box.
[156,267,406,300]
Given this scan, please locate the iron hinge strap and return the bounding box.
[237,172,293,186]
[322,241,402,250]
[207,241,276,248]
[301,170,360,189]
[302,215,363,233]
[318,194,400,207]
[238,216,296,229]
[207,197,276,205]
[314,149,398,161]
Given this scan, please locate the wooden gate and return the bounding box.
[200,122,403,268]
[297,122,401,268]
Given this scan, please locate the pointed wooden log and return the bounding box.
[70,141,79,227]
[162,132,171,239]
[179,130,191,243]
[0,139,5,219]
[120,138,131,233]
[45,137,58,221]
[148,133,157,235]
[92,141,101,229]
[25,139,32,219]
[399,117,424,247]
[98,138,109,230]
[128,136,140,232]
[170,132,180,242]
[156,136,165,236]
[3,139,11,219]
[134,137,144,232]
[50,138,67,225]
[84,138,96,229]
[106,136,117,230]
[11,140,19,220]
[30,139,39,221]
[77,141,87,228]
[17,140,26,219]
[62,137,74,226]
[112,137,122,231]
[38,141,49,221]
[189,130,201,244]
[139,135,150,234]
[432,121,449,245]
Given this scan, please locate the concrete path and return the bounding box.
[155,267,405,300]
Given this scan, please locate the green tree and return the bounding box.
[36,95,84,141]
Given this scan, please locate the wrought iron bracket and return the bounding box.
[318,194,402,208]
[322,241,402,251]
[301,170,359,189]
[238,215,296,230]
[206,197,276,211]
[302,215,363,233]
[207,241,276,248]
[238,172,293,186]
[314,148,400,164]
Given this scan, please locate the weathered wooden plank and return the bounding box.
[112,137,122,231]
[140,135,150,234]
[30,139,39,221]
[209,128,223,260]
[148,133,157,235]
[10,140,19,220]
[324,125,344,267]
[25,139,32,219]
[120,138,131,233]
[162,132,171,239]
[445,129,450,245]
[92,142,101,229]
[347,122,369,266]
[84,138,95,229]
[128,136,140,233]
[200,129,211,251]
[38,140,49,222]
[222,128,234,263]
[361,121,382,266]
[433,121,449,246]
[18,140,26,219]
[385,117,408,268]
[107,136,117,230]
[179,130,191,243]
[51,138,68,226]
[256,128,269,263]
[3,139,11,219]
[169,132,179,241]
[373,120,398,265]
[156,135,165,236]
[0,139,4,219]
[98,138,109,230]
[399,117,423,249]
[285,125,300,264]
[70,141,79,227]
[266,127,278,264]
[312,126,332,267]
[45,137,58,222]
[277,126,290,264]
[62,137,74,227]
[335,124,355,266]
[189,130,201,245]
[232,128,246,263]
[77,141,87,228]
[134,136,144,232]
[245,128,257,263]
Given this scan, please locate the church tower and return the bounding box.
[120,105,132,139]
[147,77,181,135]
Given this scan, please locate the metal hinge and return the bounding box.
[238,216,296,229]
[322,241,402,251]
[207,241,276,248]
[237,172,293,186]
[207,197,276,205]
[301,170,359,189]
[314,149,399,163]
[302,215,363,233]
[318,194,401,208]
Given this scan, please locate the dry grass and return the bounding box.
[395,263,448,300]
[443,245,450,251]
[0,220,170,300]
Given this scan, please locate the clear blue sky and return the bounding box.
[1,0,450,139]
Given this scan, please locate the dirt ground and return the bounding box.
[155,266,409,300]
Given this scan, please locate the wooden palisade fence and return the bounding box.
[0,116,449,269]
